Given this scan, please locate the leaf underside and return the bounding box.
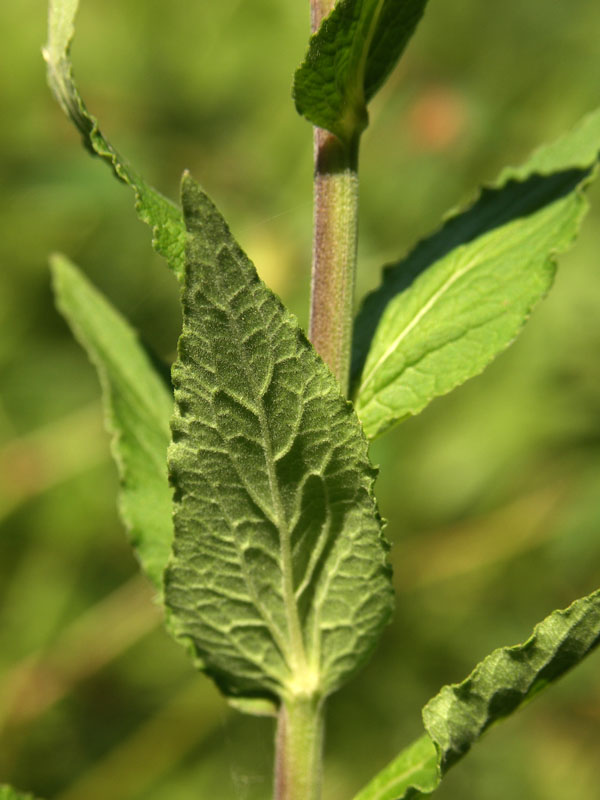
[165,173,393,703]
[352,587,600,800]
[51,255,174,590]
[353,107,600,440]
[44,0,185,279]
[294,0,429,142]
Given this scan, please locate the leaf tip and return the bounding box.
[48,251,72,281]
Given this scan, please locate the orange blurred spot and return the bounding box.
[0,444,46,497]
[409,86,467,152]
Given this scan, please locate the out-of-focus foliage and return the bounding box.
[0,1,599,799]
[0,786,41,800]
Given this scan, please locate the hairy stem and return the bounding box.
[310,132,359,395]
[308,0,360,396]
[274,695,324,800]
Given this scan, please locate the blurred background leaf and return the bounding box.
[0,1,599,799]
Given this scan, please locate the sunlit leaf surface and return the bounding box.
[354,108,600,439]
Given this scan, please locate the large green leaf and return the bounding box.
[353,108,600,439]
[352,587,600,800]
[44,0,185,279]
[51,255,173,590]
[294,0,429,142]
[0,787,41,800]
[165,173,393,703]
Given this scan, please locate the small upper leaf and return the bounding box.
[353,108,600,439]
[44,0,185,279]
[51,255,174,590]
[294,0,429,143]
[352,587,600,800]
[165,173,393,703]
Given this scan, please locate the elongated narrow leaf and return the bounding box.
[294,0,429,142]
[51,255,173,589]
[44,0,185,279]
[424,587,600,770]
[0,787,41,800]
[165,173,393,703]
[353,588,600,800]
[354,108,600,439]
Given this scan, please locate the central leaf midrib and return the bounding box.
[215,250,309,686]
[256,393,309,679]
[357,252,481,398]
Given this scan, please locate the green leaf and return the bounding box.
[424,587,600,770]
[165,173,393,704]
[294,0,429,142]
[51,255,173,590]
[43,0,185,279]
[0,787,41,800]
[353,108,600,440]
[352,588,600,800]
[351,735,438,800]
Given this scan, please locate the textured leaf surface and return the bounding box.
[0,787,40,800]
[51,255,173,589]
[354,108,600,439]
[165,174,393,703]
[44,0,185,279]
[294,0,429,142]
[353,588,600,800]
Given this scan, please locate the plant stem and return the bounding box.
[276,8,357,800]
[274,695,324,800]
[309,1,360,396]
[310,129,359,396]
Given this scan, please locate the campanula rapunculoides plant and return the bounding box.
[3,1,599,799]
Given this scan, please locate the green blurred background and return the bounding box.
[1,1,600,798]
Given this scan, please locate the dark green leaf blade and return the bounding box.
[353,108,600,439]
[352,588,600,800]
[294,0,429,142]
[165,173,393,703]
[0,787,42,800]
[44,0,185,279]
[51,255,173,590]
